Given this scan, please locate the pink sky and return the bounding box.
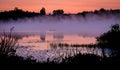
[0,0,120,13]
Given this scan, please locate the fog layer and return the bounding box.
[0,14,120,36]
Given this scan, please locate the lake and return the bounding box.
[9,32,110,62]
[0,15,118,62]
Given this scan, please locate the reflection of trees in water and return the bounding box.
[53,34,64,40]
[40,34,46,42]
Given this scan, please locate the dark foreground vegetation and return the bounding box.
[0,24,120,64]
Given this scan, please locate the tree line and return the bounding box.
[0,7,120,20]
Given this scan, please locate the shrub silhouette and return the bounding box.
[0,28,38,64]
[0,27,18,55]
[97,24,120,50]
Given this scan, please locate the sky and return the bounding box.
[0,0,120,13]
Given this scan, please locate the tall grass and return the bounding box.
[0,27,18,55]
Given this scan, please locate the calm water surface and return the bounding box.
[14,33,111,62]
[0,15,117,62]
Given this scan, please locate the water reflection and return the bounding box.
[16,45,111,62]
[18,34,96,50]
[15,33,111,62]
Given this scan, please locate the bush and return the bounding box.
[97,24,120,50]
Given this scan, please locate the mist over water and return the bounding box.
[0,13,119,62]
[0,14,120,37]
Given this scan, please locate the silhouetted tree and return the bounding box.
[14,7,19,11]
[111,24,120,32]
[53,9,64,15]
[97,24,120,50]
[94,10,99,14]
[40,7,46,15]
[99,8,106,12]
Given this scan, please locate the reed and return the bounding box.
[0,27,18,55]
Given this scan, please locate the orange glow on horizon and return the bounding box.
[0,0,120,13]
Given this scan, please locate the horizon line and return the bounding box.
[0,7,120,14]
